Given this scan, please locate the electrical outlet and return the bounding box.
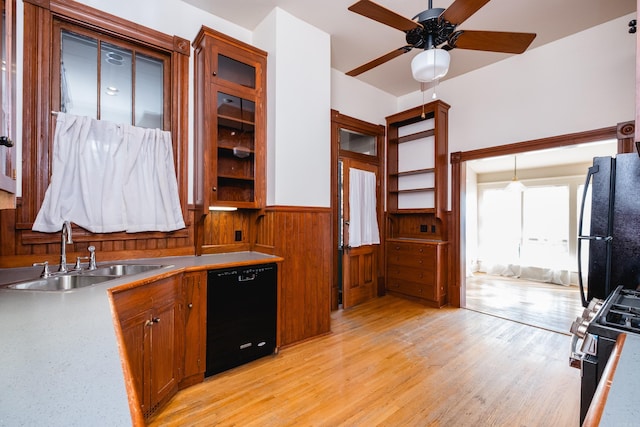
[420,224,428,232]
[235,230,242,241]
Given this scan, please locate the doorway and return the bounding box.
[451,125,632,331]
[331,110,385,310]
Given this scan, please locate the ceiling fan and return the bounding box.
[346,0,537,83]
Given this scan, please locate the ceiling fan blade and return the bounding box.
[450,30,536,54]
[348,0,422,32]
[440,0,491,26]
[346,46,413,77]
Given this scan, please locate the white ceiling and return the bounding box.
[183,0,636,97]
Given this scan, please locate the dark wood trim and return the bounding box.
[449,126,621,308]
[264,205,332,213]
[455,126,618,163]
[617,121,635,153]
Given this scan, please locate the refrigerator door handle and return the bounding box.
[578,235,613,241]
[577,164,599,307]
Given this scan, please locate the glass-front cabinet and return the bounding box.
[193,26,266,212]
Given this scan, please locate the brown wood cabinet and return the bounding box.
[384,101,450,307]
[113,276,180,419]
[193,26,267,212]
[179,270,207,388]
[386,238,447,307]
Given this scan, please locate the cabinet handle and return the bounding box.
[212,186,217,192]
[145,317,160,326]
[188,303,193,309]
[212,71,217,76]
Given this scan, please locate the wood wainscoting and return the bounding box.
[255,206,333,348]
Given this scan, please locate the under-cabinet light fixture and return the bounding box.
[209,206,238,212]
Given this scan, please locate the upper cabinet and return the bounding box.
[386,100,449,217]
[193,26,267,213]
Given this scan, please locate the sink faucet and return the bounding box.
[59,221,73,273]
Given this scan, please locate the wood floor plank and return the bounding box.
[149,295,579,426]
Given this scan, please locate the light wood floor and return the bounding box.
[149,295,579,427]
[465,274,584,335]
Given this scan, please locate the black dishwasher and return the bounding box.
[206,263,277,377]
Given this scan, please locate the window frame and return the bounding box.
[20,0,190,233]
[53,22,171,128]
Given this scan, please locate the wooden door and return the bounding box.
[341,158,380,309]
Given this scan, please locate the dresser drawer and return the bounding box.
[387,265,435,286]
[386,278,436,300]
[387,241,436,257]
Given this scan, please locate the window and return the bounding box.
[21,0,189,227]
[58,28,167,129]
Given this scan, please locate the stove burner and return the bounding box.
[600,288,640,334]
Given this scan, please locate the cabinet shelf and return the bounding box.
[389,128,436,145]
[390,187,435,194]
[218,115,255,132]
[391,168,435,177]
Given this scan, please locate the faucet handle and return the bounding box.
[88,246,97,270]
[33,261,51,278]
[74,256,89,271]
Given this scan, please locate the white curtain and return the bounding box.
[348,168,380,248]
[33,113,185,233]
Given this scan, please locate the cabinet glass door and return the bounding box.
[217,54,255,88]
[215,91,256,204]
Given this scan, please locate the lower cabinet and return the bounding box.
[113,276,180,419]
[180,271,207,388]
[386,238,448,307]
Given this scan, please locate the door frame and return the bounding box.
[330,109,385,310]
[449,123,631,308]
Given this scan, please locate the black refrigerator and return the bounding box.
[578,153,640,307]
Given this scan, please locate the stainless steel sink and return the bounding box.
[83,264,168,277]
[3,263,172,291]
[7,274,115,291]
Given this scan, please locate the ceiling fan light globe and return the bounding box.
[411,48,450,82]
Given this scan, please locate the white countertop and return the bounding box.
[0,252,281,427]
[598,333,640,426]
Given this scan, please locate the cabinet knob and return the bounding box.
[212,71,217,76]
[188,303,193,309]
[212,187,217,192]
[152,317,160,323]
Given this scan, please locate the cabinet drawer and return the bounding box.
[387,253,436,271]
[387,265,435,286]
[113,276,178,320]
[386,278,435,300]
[387,242,436,256]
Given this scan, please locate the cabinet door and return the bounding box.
[181,271,206,386]
[210,87,259,208]
[149,298,178,410]
[119,309,152,415]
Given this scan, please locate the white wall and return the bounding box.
[398,13,636,154]
[330,69,396,126]
[255,8,331,207]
